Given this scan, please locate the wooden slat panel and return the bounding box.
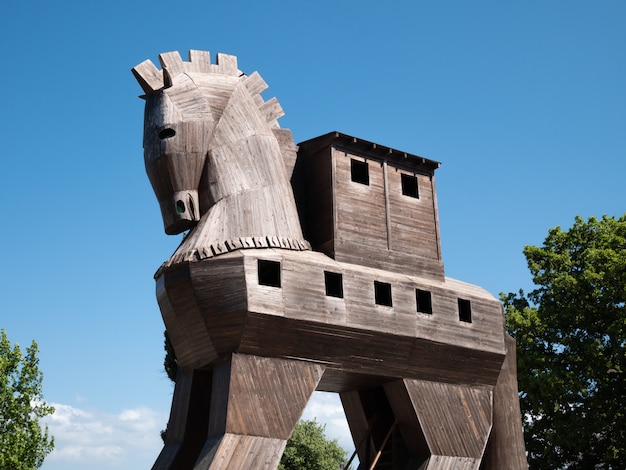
[164,251,505,385]
[194,434,286,470]
[272,128,298,178]
[259,96,284,125]
[215,52,238,76]
[188,49,211,73]
[158,266,218,370]
[208,354,324,439]
[388,169,441,261]
[299,147,334,248]
[420,455,480,470]
[398,379,493,458]
[243,71,268,97]
[159,51,185,85]
[152,370,212,470]
[339,390,368,462]
[190,255,249,357]
[482,335,528,469]
[132,59,163,94]
[334,150,388,250]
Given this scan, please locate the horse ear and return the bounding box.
[132,59,164,95]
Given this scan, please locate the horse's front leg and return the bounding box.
[192,354,325,470]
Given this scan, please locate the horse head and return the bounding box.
[133,51,308,264]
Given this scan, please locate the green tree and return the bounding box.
[279,419,348,470]
[0,329,55,469]
[503,215,626,469]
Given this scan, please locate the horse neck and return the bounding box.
[167,87,305,264]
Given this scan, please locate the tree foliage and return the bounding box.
[503,215,626,468]
[279,419,348,470]
[0,329,55,469]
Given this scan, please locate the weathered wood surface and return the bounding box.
[134,50,527,469]
[482,335,529,468]
[194,435,285,470]
[133,50,309,259]
[157,249,506,387]
[385,380,492,462]
[296,132,445,280]
[153,369,212,470]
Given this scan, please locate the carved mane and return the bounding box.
[133,51,309,270]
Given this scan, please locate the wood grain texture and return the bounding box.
[482,335,529,469]
[157,265,218,370]
[134,52,527,469]
[156,248,507,383]
[153,370,212,470]
[194,434,285,470]
[387,379,493,459]
[209,354,324,438]
[134,50,307,254]
[296,132,445,279]
[419,455,481,470]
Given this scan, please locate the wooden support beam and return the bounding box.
[482,335,528,469]
[384,379,493,469]
[193,354,325,469]
[152,369,212,470]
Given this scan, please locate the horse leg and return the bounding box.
[481,334,528,469]
[193,353,325,470]
[153,369,213,470]
[383,379,493,470]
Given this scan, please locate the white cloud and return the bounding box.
[41,402,167,469]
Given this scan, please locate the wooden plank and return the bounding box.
[152,369,212,470]
[387,379,493,459]
[132,59,163,94]
[159,51,185,86]
[158,266,218,370]
[259,97,284,125]
[421,455,481,470]
[194,434,286,470]
[482,335,528,469]
[218,354,324,438]
[188,49,211,73]
[215,53,238,76]
[243,71,268,97]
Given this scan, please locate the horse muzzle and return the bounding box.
[159,190,201,235]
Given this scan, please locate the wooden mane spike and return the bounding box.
[132,50,243,96]
[132,59,164,95]
[159,51,185,87]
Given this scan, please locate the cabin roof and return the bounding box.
[297,131,441,172]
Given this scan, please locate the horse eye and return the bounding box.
[159,128,176,140]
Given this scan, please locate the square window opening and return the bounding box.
[401,173,419,198]
[374,281,393,307]
[324,271,344,298]
[458,298,472,323]
[258,259,281,287]
[351,159,369,185]
[416,289,432,314]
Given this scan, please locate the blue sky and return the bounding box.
[1,1,625,468]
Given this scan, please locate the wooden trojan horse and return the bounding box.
[132,50,528,469]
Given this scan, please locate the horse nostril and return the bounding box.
[176,200,186,214]
[159,128,176,140]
